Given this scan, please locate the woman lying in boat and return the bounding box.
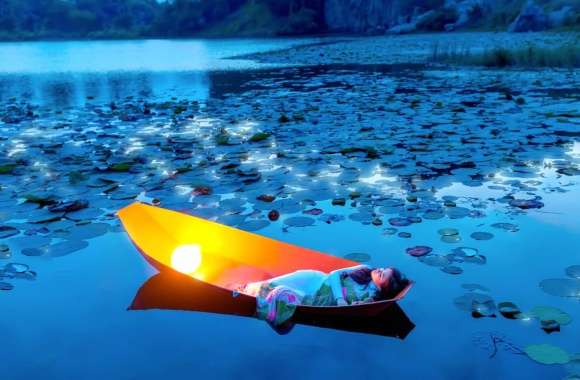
[236,265,409,328]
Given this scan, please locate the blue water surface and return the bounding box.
[1,38,579,380]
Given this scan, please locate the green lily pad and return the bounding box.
[343,252,371,262]
[470,231,494,241]
[249,132,271,143]
[0,163,17,174]
[498,302,521,319]
[524,344,570,365]
[530,306,572,326]
[438,228,459,236]
[441,234,462,243]
[540,278,580,298]
[284,216,315,227]
[0,225,19,239]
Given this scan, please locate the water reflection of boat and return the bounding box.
[130,270,415,339]
[119,202,414,338]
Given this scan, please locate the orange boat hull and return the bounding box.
[118,202,412,319]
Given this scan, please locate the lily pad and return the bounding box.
[565,265,580,279]
[438,228,459,236]
[419,254,450,267]
[48,200,89,213]
[470,232,494,241]
[510,199,544,210]
[491,222,519,232]
[540,278,580,298]
[442,265,463,275]
[524,344,570,365]
[344,252,371,262]
[462,283,490,292]
[239,220,270,232]
[540,319,560,334]
[472,299,497,318]
[406,246,433,257]
[452,247,479,258]
[441,234,462,243]
[0,225,19,239]
[389,217,412,227]
[65,223,110,240]
[530,306,572,326]
[47,240,89,257]
[498,302,521,319]
[454,292,493,312]
[284,216,315,227]
[4,263,29,273]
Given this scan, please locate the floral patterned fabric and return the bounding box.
[237,268,382,327]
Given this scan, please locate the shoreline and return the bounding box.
[231,31,580,67]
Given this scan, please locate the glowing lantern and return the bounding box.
[171,244,202,274]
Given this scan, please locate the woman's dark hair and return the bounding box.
[342,267,409,300]
[342,267,373,285]
[381,268,410,299]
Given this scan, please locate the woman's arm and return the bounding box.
[327,265,370,305]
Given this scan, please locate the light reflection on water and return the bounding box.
[0,38,315,107]
[0,40,579,380]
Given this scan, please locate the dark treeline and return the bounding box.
[0,0,325,40]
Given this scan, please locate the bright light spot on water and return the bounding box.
[571,141,580,157]
[171,245,202,275]
[359,165,396,185]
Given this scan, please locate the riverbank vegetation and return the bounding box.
[0,0,578,41]
[431,40,580,68]
[0,0,324,40]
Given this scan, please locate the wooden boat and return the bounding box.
[118,202,413,319]
[130,270,415,339]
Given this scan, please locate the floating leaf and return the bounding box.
[540,319,560,334]
[498,302,521,319]
[509,199,544,210]
[470,231,494,241]
[284,216,315,227]
[406,246,433,257]
[4,263,29,273]
[530,306,572,326]
[454,293,493,312]
[239,220,269,232]
[472,299,497,318]
[419,254,450,267]
[438,228,459,236]
[491,222,519,232]
[441,234,462,244]
[344,252,371,262]
[47,240,89,257]
[540,279,580,298]
[565,265,580,279]
[462,283,490,292]
[389,217,412,227]
[0,226,19,239]
[442,266,463,275]
[524,344,570,365]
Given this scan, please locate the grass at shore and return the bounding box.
[431,40,580,68]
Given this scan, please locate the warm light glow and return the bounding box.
[171,244,202,274]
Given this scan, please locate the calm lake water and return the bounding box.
[1,38,580,380]
[0,38,316,106]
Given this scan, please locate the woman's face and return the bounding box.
[371,268,394,291]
